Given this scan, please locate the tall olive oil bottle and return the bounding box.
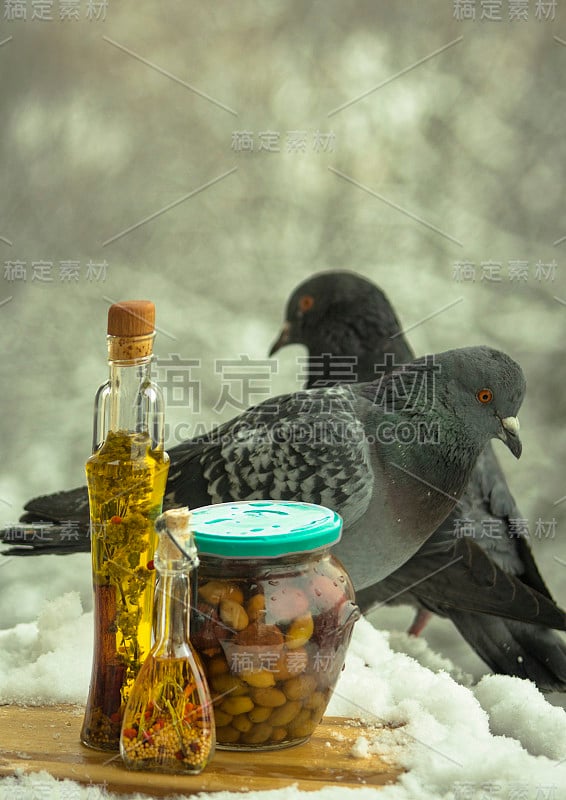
[81,300,170,751]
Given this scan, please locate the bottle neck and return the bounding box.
[153,569,193,657]
[108,358,153,433]
[92,354,165,452]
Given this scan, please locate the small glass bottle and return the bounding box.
[120,507,215,774]
[81,300,170,751]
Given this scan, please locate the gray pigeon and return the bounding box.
[2,347,529,593]
[269,270,566,690]
[164,345,527,588]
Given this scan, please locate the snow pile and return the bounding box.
[474,674,566,759]
[1,601,566,799]
[0,592,91,704]
[0,774,393,800]
[350,736,371,759]
[387,629,474,686]
[329,619,566,797]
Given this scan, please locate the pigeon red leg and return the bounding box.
[408,609,433,637]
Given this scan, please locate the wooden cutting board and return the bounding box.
[0,705,402,795]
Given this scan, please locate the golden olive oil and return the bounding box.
[81,429,169,749]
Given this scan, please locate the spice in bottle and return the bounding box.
[81,300,170,751]
[120,507,215,773]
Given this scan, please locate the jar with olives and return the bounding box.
[189,501,360,751]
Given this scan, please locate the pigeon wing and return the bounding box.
[165,385,375,527]
[3,386,374,553]
[434,445,557,602]
[359,536,566,631]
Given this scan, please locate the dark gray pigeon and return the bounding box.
[2,346,530,594]
[269,270,566,690]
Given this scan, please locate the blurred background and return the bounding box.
[1,0,565,686]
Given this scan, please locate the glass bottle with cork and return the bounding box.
[120,506,215,773]
[81,300,170,751]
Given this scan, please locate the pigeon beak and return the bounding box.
[498,415,522,459]
[269,322,292,356]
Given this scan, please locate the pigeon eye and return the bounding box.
[298,295,315,313]
[477,388,493,404]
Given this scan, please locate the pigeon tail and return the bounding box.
[449,610,566,692]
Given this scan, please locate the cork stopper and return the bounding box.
[154,507,198,567]
[107,300,155,361]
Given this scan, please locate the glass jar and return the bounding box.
[189,501,360,751]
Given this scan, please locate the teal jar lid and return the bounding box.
[190,501,342,558]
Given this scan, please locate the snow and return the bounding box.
[350,736,371,759]
[1,598,566,800]
[474,675,566,760]
[0,593,91,705]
